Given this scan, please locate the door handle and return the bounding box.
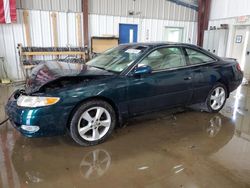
[184,77,192,80]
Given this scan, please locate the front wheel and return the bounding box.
[205,83,227,113]
[70,100,116,146]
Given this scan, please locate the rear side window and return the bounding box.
[186,48,214,65]
[138,47,186,71]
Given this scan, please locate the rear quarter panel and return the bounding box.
[190,59,242,104]
[208,59,242,95]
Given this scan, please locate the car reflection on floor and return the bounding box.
[79,149,111,180]
[9,112,235,187]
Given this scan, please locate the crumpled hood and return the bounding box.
[25,61,115,94]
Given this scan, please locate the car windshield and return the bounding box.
[86,45,148,73]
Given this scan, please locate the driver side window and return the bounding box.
[138,47,186,71]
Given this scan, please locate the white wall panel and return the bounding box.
[0,10,26,80]
[58,12,68,47]
[40,11,53,61]
[40,11,52,47]
[42,0,51,10]
[77,0,83,12]
[16,0,82,12]
[99,15,108,36]
[60,0,69,12]
[0,27,7,69]
[80,13,84,47]
[33,0,42,9]
[90,15,99,36]
[21,0,33,9]
[89,0,197,22]
[209,18,236,57]
[30,11,43,46]
[1,25,19,80]
[67,13,77,46]
[210,0,250,20]
[51,0,60,11]
[89,14,197,44]
[16,0,21,9]
[113,16,121,37]
[106,16,114,35]
[12,12,25,79]
[113,0,122,16]
[69,0,77,12]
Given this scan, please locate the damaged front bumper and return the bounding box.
[5,98,71,137]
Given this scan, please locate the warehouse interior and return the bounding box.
[0,0,250,187]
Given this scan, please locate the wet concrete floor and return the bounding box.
[0,84,250,188]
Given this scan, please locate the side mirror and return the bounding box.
[134,65,152,76]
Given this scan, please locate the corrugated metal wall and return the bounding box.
[0,9,84,81]
[89,14,197,43]
[0,0,198,81]
[16,0,82,12]
[210,0,250,20]
[89,0,197,22]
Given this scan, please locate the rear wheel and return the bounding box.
[204,83,227,113]
[70,100,116,146]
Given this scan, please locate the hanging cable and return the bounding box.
[0,118,9,126]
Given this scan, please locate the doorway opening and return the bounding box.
[119,24,138,44]
[163,27,184,42]
[231,25,250,80]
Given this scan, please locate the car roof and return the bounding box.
[118,42,221,61]
[119,42,199,49]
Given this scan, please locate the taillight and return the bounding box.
[236,63,242,72]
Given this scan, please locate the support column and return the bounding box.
[197,0,211,47]
[82,0,89,47]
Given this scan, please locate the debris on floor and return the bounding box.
[138,166,149,171]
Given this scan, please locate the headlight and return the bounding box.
[17,96,60,107]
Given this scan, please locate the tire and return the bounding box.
[203,83,228,113]
[69,100,116,146]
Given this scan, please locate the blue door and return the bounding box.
[119,24,138,44]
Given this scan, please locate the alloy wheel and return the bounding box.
[77,107,111,141]
[210,87,226,111]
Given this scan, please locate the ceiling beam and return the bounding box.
[167,0,198,11]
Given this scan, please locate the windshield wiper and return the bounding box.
[89,66,118,74]
[90,65,106,70]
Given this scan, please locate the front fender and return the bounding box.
[54,77,129,122]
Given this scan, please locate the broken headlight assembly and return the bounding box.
[17,96,60,107]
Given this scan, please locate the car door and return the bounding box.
[127,46,193,115]
[184,47,217,104]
